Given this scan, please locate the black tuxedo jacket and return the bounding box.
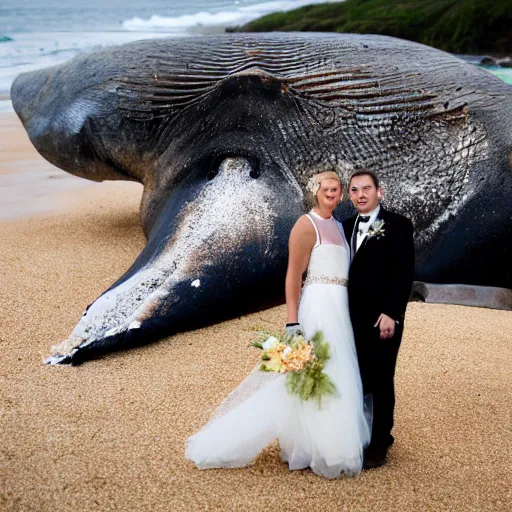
[343,207,415,327]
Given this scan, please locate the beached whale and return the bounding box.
[10,33,512,364]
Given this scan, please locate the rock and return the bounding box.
[411,283,512,310]
[498,57,512,68]
[480,56,497,66]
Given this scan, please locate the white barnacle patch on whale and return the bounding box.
[48,269,166,357]
[45,354,70,365]
[48,334,84,359]
[45,158,280,361]
[163,157,279,276]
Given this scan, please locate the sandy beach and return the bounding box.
[1,113,511,511]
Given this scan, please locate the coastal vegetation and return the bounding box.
[233,0,512,55]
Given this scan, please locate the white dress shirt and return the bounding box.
[355,204,381,252]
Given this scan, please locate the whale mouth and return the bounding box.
[46,156,300,364]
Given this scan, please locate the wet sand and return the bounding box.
[0,114,101,219]
[1,114,511,511]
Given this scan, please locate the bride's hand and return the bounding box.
[285,323,303,338]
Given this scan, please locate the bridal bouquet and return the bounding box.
[251,330,337,407]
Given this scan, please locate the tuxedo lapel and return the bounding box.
[351,219,358,259]
[343,217,357,260]
[344,216,356,241]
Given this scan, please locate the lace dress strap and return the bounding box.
[305,214,321,248]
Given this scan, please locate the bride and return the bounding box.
[185,171,371,478]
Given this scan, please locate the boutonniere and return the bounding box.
[366,219,385,240]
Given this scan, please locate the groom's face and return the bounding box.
[349,175,382,214]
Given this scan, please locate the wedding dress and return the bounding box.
[185,211,371,478]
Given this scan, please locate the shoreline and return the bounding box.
[0,113,143,220]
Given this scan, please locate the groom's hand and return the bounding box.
[374,314,396,339]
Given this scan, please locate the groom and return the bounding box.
[342,170,415,469]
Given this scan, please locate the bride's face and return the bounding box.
[316,179,342,210]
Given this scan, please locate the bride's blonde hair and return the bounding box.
[306,171,343,204]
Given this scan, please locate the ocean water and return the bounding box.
[1,0,510,113]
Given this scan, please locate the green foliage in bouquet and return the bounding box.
[285,331,338,408]
[250,328,338,407]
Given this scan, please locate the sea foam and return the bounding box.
[122,0,333,31]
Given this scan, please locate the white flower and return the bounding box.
[372,219,384,231]
[283,346,292,356]
[306,176,320,196]
[367,219,385,239]
[262,336,279,350]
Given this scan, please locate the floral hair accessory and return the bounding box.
[306,176,321,196]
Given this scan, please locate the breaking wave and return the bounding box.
[122,0,333,31]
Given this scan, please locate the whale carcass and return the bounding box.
[10,33,512,364]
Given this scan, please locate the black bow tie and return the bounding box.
[358,215,371,223]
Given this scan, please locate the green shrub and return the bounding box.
[237,0,512,54]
